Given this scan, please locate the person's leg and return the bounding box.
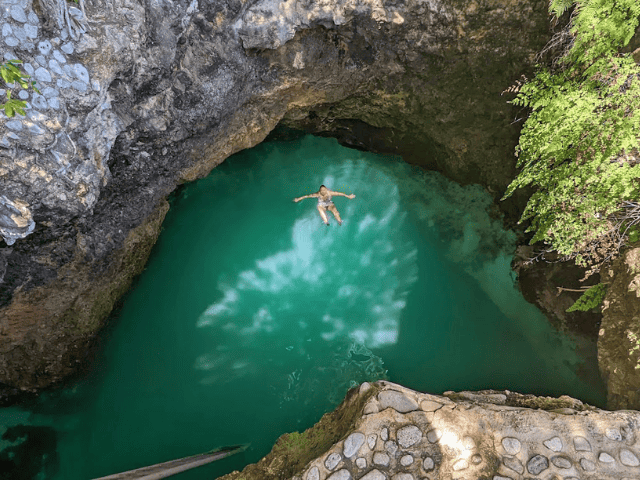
[328,205,342,225]
[317,205,330,225]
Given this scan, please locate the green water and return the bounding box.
[0,135,605,480]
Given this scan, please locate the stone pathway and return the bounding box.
[292,382,640,480]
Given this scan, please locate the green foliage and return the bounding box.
[1,59,39,117]
[503,0,640,272]
[566,282,607,312]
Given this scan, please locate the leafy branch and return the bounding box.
[1,60,40,117]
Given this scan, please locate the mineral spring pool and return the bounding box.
[0,135,606,479]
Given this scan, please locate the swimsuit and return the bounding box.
[318,195,333,208]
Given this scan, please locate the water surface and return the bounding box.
[0,135,605,480]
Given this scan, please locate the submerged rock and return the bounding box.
[220,381,640,480]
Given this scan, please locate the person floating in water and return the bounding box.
[293,185,356,225]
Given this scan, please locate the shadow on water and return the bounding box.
[0,425,59,480]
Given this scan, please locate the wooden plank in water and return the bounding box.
[91,444,248,480]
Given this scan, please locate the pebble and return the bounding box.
[426,429,442,443]
[42,87,58,99]
[23,23,37,38]
[28,123,44,135]
[381,427,388,441]
[325,452,341,470]
[327,469,351,480]
[343,433,365,458]
[27,11,38,24]
[6,120,22,131]
[31,93,47,109]
[34,67,51,83]
[306,466,319,480]
[503,455,523,474]
[493,477,512,480]
[543,436,563,452]
[2,23,11,36]
[462,436,475,450]
[378,391,419,413]
[391,474,413,480]
[367,434,377,450]
[397,425,422,448]
[92,79,100,91]
[61,42,74,54]
[573,436,591,452]
[526,454,549,475]
[471,453,482,465]
[452,459,468,471]
[422,456,435,471]
[18,89,28,99]
[53,50,66,64]
[73,63,90,83]
[47,97,60,110]
[10,5,26,22]
[598,452,615,463]
[605,428,622,441]
[501,437,521,455]
[57,79,71,89]
[399,454,413,466]
[5,36,18,46]
[360,470,385,480]
[384,440,398,455]
[551,455,572,469]
[373,452,390,466]
[61,28,68,40]
[620,449,640,467]
[355,457,367,469]
[71,80,87,92]
[48,59,63,75]
[38,40,51,55]
[580,458,596,471]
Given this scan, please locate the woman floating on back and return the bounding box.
[293,185,356,226]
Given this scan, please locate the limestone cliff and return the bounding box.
[0,0,552,398]
[220,381,640,480]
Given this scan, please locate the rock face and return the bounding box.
[1,0,550,395]
[220,381,640,480]
[599,245,640,410]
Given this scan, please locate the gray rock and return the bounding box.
[42,87,59,99]
[620,449,640,467]
[38,40,52,56]
[71,80,87,92]
[53,49,66,63]
[384,441,398,455]
[501,437,521,455]
[502,455,523,474]
[34,67,52,83]
[27,11,38,24]
[426,429,442,443]
[10,5,26,23]
[343,432,365,458]
[360,470,384,480]
[420,400,443,411]
[47,97,60,110]
[391,474,413,480]
[422,457,435,471]
[373,452,390,467]
[4,51,18,61]
[381,427,388,441]
[573,436,591,452]
[543,436,563,452]
[325,452,341,470]
[598,452,615,463]
[72,63,90,83]
[397,425,422,448]
[23,23,37,39]
[399,455,413,466]
[60,27,68,40]
[305,466,319,480]
[526,455,549,475]
[0,195,35,245]
[550,455,572,469]
[28,123,45,135]
[91,80,100,91]
[2,23,12,37]
[18,89,28,99]
[6,120,22,131]
[31,93,47,109]
[579,458,596,471]
[605,428,622,441]
[367,434,377,450]
[5,36,19,47]
[61,42,74,54]
[48,59,63,76]
[56,79,71,89]
[471,454,482,465]
[355,457,367,469]
[492,477,512,480]
[327,469,351,480]
[14,25,27,43]
[378,391,419,413]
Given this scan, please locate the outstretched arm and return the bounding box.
[293,193,320,202]
[328,190,356,199]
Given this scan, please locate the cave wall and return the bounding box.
[1,0,554,396]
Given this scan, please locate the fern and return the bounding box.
[566,283,607,312]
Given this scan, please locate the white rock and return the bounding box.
[452,459,468,471]
[580,458,595,471]
[501,437,521,455]
[426,429,442,443]
[397,425,422,448]
[598,452,615,463]
[373,452,390,467]
[355,457,367,469]
[380,427,388,441]
[573,436,591,452]
[422,456,435,471]
[391,474,413,480]
[305,466,319,480]
[360,470,385,480]
[327,469,351,480]
[605,428,622,441]
[367,434,377,450]
[400,454,413,466]
[543,436,563,452]
[325,452,341,470]
[378,390,419,412]
[343,432,365,458]
[620,449,640,467]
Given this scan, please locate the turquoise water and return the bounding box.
[0,135,605,480]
